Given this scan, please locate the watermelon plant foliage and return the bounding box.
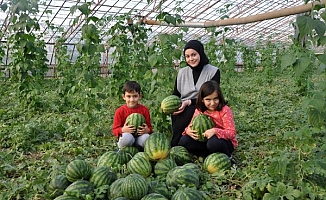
[0,1,325,199]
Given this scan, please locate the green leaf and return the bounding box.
[70,5,78,14]
[165,15,177,26]
[280,53,296,68]
[293,56,310,77]
[148,54,158,67]
[1,3,8,11]
[316,53,326,66]
[78,3,91,16]
[296,16,316,40]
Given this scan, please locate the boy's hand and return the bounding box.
[137,123,149,135]
[122,121,136,133]
[186,124,198,140]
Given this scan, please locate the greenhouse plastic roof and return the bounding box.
[0,0,315,69]
[0,0,309,45]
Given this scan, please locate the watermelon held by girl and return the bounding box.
[161,95,182,114]
[125,113,146,136]
[191,113,215,142]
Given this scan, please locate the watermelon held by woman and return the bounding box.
[161,95,182,114]
[125,113,146,136]
[191,113,215,142]
[203,152,231,174]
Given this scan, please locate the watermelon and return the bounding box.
[89,166,117,188]
[148,180,171,199]
[64,180,94,197]
[154,158,177,178]
[49,174,71,198]
[97,150,129,173]
[109,178,125,199]
[169,146,192,165]
[125,113,146,136]
[127,156,152,178]
[144,132,170,162]
[166,166,199,188]
[121,174,148,200]
[191,113,215,142]
[114,197,130,200]
[65,159,92,182]
[141,193,168,200]
[53,195,80,200]
[161,95,182,114]
[122,146,139,157]
[171,187,205,200]
[182,163,201,176]
[203,152,231,174]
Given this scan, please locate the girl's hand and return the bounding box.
[137,123,149,135]
[173,100,191,115]
[186,124,198,140]
[203,128,216,139]
[122,121,136,133]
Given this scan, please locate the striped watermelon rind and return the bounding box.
[144,132,170,162]
[141,193,168,200]
[65,159,92,182]
[89,166,117,188]
[49,174,71,198]
[171,187,205,200]
[161,95,182,114]
[126,113,146,136]
[121,173,148,200]
[191,114,215,142]
[166,166,199,188]
[127,156,152,178]
[64,180,94,197]
[148,180,171,199]
[109,178,125,199]
[154,158,177,178]
[53,195,80,200]
[203,152,231,174]
[169,146,192,166]
[97,150,129,173]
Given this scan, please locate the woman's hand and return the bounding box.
[186,124,198,140]
[173,99,191,115]
[203,128,216,139]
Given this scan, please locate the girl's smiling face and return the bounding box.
[184,49,200,67]
[202,91,219,112]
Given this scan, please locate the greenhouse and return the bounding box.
[0,0,325,199]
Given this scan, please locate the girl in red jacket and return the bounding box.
[179,80,237,158]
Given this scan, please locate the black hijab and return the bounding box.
[183,40,209,84]
[183,40,209,71]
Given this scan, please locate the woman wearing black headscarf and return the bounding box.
[170,40,220,147]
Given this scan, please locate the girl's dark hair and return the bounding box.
[123,81,141,94]
[196,80,227,112]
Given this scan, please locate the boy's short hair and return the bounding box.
[123,81,141,94]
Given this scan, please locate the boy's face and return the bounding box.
[123,90,141,108]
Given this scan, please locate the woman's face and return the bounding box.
[184,49,200,67]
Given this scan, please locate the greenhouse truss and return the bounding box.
[0,0,323,76]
